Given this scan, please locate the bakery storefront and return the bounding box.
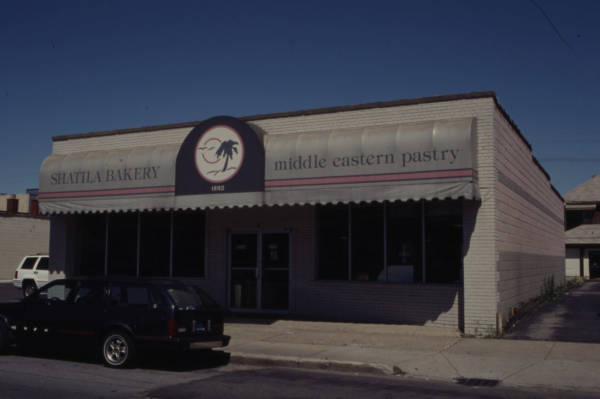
[38,93,565,335]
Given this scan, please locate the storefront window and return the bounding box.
[317,205,349,280]
[139,212,170,277]
[78,214,105,276]
[317,200,463,284]
[172,211,205,278]
[425,201,462,283]
[387,201,421,283]
[76,210,206,278]
[351,204,383,281]
[107,213,137,276]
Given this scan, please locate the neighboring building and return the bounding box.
[0,190,49,280]
[37,91,564,335]
[565,175,600,279]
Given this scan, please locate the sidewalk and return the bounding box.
[220,319,600,392]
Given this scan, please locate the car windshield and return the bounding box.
[166,285,216,309]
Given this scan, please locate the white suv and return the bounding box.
[13,255,64,297]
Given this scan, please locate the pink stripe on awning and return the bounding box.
[39,185,175,199]
[265,169,475,188]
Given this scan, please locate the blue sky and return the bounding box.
[1,0,599,195]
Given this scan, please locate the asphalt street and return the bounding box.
[0,352,598,399]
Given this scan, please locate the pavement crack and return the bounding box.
[439,338,461,352]
[543,342,556,360]
[439,352,460,376]
[501,359,539,382]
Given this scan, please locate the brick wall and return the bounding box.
[0,215,49,280]
[493,109,565,330]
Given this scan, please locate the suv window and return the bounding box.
[38,281,75,302]
[36,257,49,271]
[108,285,125,306]
[20,257,37,270]
[166,285,216,309]
[127,286,149,306]
[73,282,104,305]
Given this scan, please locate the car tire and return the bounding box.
[22,281,36,298]
[102,331,135,368]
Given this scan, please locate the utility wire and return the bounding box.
[529,0,572,50]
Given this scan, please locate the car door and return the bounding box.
[55,280,106,346]
[105,283,165,340]
[33,257,50,287]
[21,280,75,345]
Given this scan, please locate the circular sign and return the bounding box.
[195,125,245,183]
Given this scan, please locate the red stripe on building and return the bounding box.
[39,185,175,199]
[265,169,475,187]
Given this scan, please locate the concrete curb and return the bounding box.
[229,352,397,376]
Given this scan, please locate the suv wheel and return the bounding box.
[22,281,36,298]
[102,331,134,368]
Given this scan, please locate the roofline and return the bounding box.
[52,91,497,142]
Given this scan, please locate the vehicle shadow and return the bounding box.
[9,345,231,371]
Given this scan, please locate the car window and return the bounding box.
[36,257,49,271]
[73,283,104,305]
[108,285,125,306]
[127,286,149,306]
[38,281,74,302]
[166,285,216,309]
[20,257,37,270]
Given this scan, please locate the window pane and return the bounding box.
[21,257,37,270]
[78,214,105,276]
[231,234,257,268]
[107,213,137,276]
[386,201,422,283]
[36,257,49,271]
[73,282,104,305]
[317,205,349,280]
[139,212,170,277]
[127,287,149,306]
[41,282,73,302]
[173,211,205,277]
[425,201,462,283]
[351,203,384,281]
[262,233,289,268]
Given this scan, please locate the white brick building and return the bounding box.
[0,193,49,280]
[38,92,564,335]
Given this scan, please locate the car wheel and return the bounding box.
[22,281,36,298]
[102,331,134,368]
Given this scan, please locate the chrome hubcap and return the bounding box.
[104,335,128,365]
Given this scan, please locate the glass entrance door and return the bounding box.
[229,232,289,311]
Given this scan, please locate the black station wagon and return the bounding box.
[0,278,229,367]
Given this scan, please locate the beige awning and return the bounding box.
[39,118,479,214]
[39,145,179,214]
[263,118,479,205]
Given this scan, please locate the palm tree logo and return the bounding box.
[215,140,239,172]
[195,126,245,183]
